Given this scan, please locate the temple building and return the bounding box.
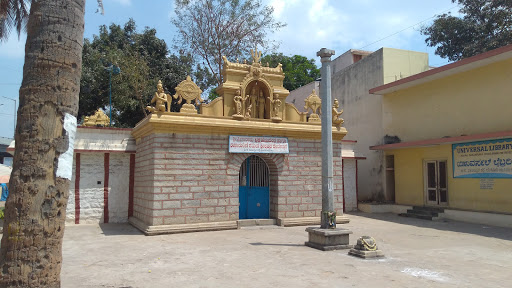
[128,50,356,234]
[4,51,361,234]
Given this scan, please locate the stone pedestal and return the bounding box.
[348,236,384,259]
[305,227,353,251]
[348,249,384,259]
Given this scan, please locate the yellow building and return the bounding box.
[369,44,512,225]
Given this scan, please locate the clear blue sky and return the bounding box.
[0,0,459,138]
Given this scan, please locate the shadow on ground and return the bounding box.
[347,212,512,241]
[98,223,144,236]
[249,242,304,247]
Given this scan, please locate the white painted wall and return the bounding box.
[108,153,130,223]
[333,50,386,201]
[66,154,77,223]
[343,159,357,211]
[79,153,105,223]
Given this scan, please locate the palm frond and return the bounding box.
[0,0,30,41]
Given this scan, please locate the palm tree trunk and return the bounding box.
[0,0,85,286]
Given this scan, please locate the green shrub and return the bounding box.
[0,207,4,219]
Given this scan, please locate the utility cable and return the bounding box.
[359,5,459,50]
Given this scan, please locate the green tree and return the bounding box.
[260,53,320,91]
[172,0,286,87]
[0,0,86,285]
[80,19,211,127]
[421,0,512,61]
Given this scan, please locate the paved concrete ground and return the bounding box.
[62,213,512,288]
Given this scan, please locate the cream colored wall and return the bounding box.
[383,48,429,84]
[391,145,512,213]
[332,48,429,201]
[383,59,512,142]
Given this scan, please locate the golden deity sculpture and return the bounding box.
[232,89,246,120]
[270,94,282,122]
[304,90,322,122]
[245,104,252,119]
[83,108,110,127]
[332,98,344,129]
[173,76,203,114]
[146,80,170,113]
[257,91,265,119]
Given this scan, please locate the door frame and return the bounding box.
[423,159,449,206]
[239,155,270,219]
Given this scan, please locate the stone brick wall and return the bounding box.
[133,133,344,226]
[134,134,238,226]
[271,138,344,219]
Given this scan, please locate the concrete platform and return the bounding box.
[61,212,512,287]
[305,227,353,251]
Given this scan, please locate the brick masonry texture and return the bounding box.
[133,133,344,226]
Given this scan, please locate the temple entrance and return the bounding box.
[239,155,270,219]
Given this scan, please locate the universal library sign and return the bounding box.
[453,138,512,178]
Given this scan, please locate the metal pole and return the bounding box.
[317,48,335,229]
[109,67,112,127]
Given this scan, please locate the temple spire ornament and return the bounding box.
[251,47,262,64]
[83,108,110,127]
[173,76,203,114]
[304,90,322,122]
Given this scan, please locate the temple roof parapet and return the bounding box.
[138,49,347,140]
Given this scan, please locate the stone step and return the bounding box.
[406,209,439,217]
[398,212,434,221]
[237,219,276,228]
[412,206,445,213]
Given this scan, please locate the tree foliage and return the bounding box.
[260,53,320,91]
[421,0,512,61]
[0,0,29,41]
[172,0,286,87]
[80,19,213,127]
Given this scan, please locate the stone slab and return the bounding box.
[129,217,237,236]
[348,249,384,259]
[305,227,353,236]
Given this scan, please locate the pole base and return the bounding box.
[305,227,353,251]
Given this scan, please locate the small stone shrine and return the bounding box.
[349,236,384,259]
[130,48,348,235]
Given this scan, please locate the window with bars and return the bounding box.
[239,155,269,187]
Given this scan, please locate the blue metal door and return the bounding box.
[239,156,269,219]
